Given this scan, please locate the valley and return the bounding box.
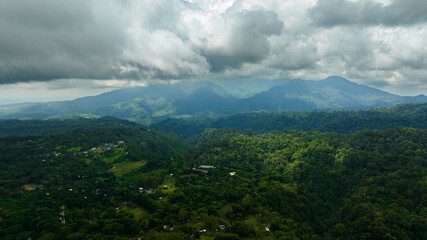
[0,104,426,239]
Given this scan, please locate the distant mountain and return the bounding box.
[215,78,292,98]
[174,86,236,115]
[0,76,426,124]
[0,102,43,108]
[221,76,416,113]
[0,82,223,123]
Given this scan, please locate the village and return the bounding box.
[2,132,267,240]
[18,140,127,192]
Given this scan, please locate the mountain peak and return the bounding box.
[322,76,353,84]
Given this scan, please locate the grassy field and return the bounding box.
[158,179,176,194]
[129,207,149,220]
[120,206,149,220]
[101,149,125,164]
[67,146,82,152]
[108,160,146,177]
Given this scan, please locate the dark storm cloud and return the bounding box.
[310,0,427,27]
[203,10,284,72]
[0,0,210,83]
[0,0,126,83]
[0,1,92,31]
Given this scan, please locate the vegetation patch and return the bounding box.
[101,151,125,164]
[158,181,176,194]
[66,146,82,152]
[108,160,146,177]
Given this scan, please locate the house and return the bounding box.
[145,189,154,194]
[23,184,38,191]
[199,165,214,169]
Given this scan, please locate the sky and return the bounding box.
[0,0,427,104]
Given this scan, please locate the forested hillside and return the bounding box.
[2,102,425,141]
[155,102,427,140]
[0,117,142,137]
[0,125,425,239]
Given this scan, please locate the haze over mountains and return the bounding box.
[0,76,426,124]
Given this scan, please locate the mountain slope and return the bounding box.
[153,102,427,140]
[223,76,419,113]
[174,86,237,115]
[0,76,425,123]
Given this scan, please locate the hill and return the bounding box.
[0,116,143,137]
[154,102,427,140]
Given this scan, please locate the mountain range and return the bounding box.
[0,76,426,124]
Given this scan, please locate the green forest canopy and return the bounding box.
[0,124,425,239]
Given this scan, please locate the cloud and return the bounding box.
[0,0,426,97]
[201,10,284,71]
[118,28,210,79]
[0,0,127,83]
[310,0,427,27]
[0,0,283,82]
